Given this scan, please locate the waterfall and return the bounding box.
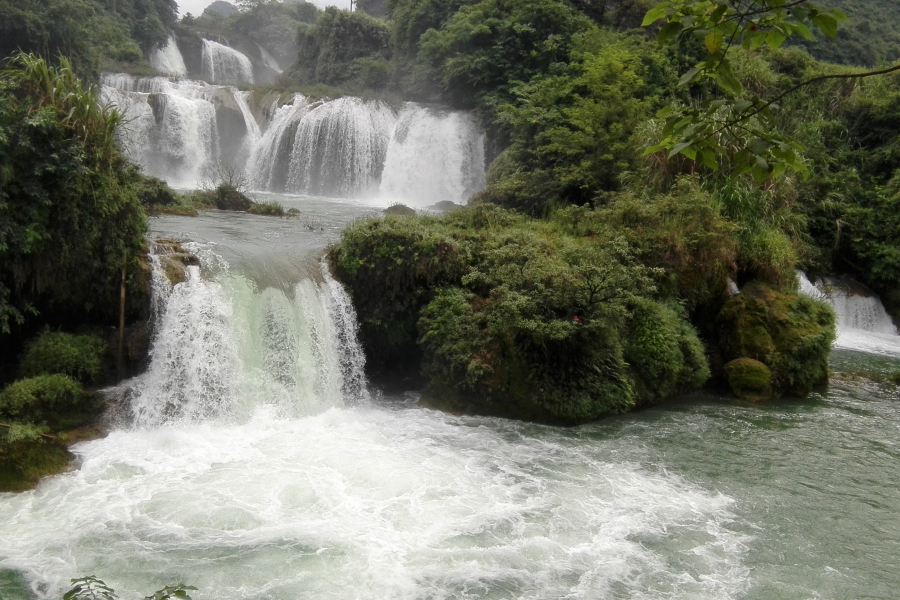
[246,95,312,191]
[379,103,486,206]
[127,247,370,427]
[201,40,254,85]
[101,69,487,200]
[286,97,396,197]
[257,43,283,73]
[797,271,897,335]
[149,35,187,77]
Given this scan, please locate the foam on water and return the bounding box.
[0,406,749,600]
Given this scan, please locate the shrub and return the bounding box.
[247,201,286,216]
[19,330,108,383]
[0,374,87,426]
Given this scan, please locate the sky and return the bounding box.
[176,0,350,18]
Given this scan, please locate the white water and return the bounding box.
[380,104,486,206]
[201,40,254,85]
[101,73,486,202]
[149,36,187,77]
[797,271,900,355]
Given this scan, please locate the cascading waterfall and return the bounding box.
[286,97,396,197]
[798,271,897,334]
[380,103,486,206]
[101,68,487,200]
[201,39,254,85]
[247,95,312,192]
[798,270,900,355]
[128,245,370,427]
[149,35,187,77]
[257,43,283,73]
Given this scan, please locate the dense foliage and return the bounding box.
[0,0,177,77]
[331,204,712,423]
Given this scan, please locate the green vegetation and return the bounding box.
[723,358,773,401]
[716,281,835,396]
[0,54,147,337]
[0,0,177,78]
[19,330,108,384]
[64,576,195,600]
[331,205,711,424]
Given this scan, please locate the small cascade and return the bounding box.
[379,104,486,206]
[201,39,254,85]
[797,271,897,334]
[286,97,396,197]
[257,43,283,73]
[128,246,370,427]
[150,35,187,77]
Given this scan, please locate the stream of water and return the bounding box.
[0,196,898,600]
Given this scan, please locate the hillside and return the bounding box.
[796,0,900,66]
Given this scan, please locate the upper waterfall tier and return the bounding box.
[201,40,254,85]
[149,35,188,77]
[100,74,486,203]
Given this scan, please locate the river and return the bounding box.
[1,194,898,600]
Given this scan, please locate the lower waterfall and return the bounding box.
[127,245,369,428]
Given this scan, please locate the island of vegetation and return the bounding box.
[3,0,900,489]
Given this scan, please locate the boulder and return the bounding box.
[723,358,773,401]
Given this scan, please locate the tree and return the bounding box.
[642,1,900,181]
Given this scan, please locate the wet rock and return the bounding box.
[723,358,773,401]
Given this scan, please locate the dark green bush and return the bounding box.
[19,330,108,383]
[0,374,87,426]
[332,205,712,424]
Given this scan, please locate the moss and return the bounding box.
[723,358,773,401]
[18,330,108,384]
[149,204,199,217]
[383,203,417,216]
[247,201,286,216]
[716,281,835,396]
[0,436,72,492]
[332,205,711,424]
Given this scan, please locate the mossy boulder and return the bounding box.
[716,281,835,396]
[383,203,416,216]
[723,358,773,401]
[0,436,72,492]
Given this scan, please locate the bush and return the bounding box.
[246,200,285,216]
[19,330,108,383]
[332,205,712,424]
[0,374,87,426]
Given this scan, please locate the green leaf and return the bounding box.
[793,22,815,41]
[657,21,683,45]
[704,30,724,55]
[642,4,669,26]
[697,148,719,170]
[678,66,703,87]
[812,14,839,38]
[668,141,693,159]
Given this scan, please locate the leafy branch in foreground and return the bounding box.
[63,577,196,600]
[640,1,900,181]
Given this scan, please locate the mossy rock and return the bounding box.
[723,358,773,401]
[716,280,835,396]
[0,436,72,492]
[154,239,200,286]
[383,203,416,216]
